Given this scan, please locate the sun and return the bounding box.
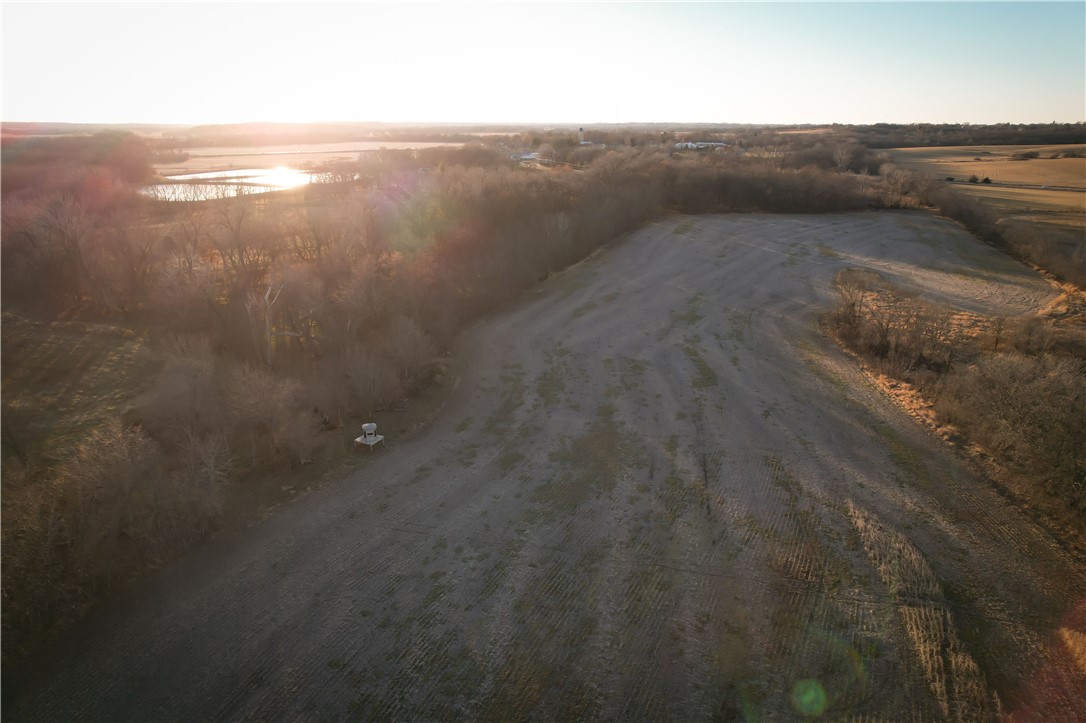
[263,167,309,189]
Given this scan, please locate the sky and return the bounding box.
[2,1,1084,126]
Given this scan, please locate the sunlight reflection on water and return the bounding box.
[142,167,317,201]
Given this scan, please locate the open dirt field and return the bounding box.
[6,213,1084,721]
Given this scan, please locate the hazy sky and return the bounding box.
[2,2,1084,125]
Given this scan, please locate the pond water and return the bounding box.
[142,167,320,201]
[145,139,465,200]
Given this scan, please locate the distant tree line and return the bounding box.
[1,131,151,208]
[849,122,1086,149]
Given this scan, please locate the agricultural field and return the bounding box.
[887,144,1086,191]
[153,140,463,176]
[950,184,1085,214]
[889,145,1086,264]
[0,313,159,462]
[7,213,1083,720]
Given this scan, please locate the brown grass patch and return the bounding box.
[953,185,1085,214]
[847,501,994,720]
[888,145,1086,189]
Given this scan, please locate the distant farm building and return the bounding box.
[674,141,729,151]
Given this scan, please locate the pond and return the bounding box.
[142,167,319,201]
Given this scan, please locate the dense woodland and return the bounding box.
[2,125,1083,659]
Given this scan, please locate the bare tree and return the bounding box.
[384,314,437,389]
[246,280,286,366]
[164,205,210,280]
[226,364,299,465]
[908,173,937,207]
[832,144,855,172]
[880,164,911,208]
[180,428,231,515]
[139,335,223,434]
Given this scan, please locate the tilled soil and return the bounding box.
[7,211,1084,721]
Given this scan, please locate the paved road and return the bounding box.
[6,212,1084,721]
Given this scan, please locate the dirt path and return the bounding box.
[7,212,1084,721]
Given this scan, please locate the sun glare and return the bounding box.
[263,167,310,189]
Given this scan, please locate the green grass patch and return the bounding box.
[483,364,526,436]
[682,343,718,389]
[571,300,598,319]
[536,347,570,408]
[498,448,524,473]
[672,219,696,235]
[541,403,643,510]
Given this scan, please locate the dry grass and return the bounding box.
[1060,627,1086,676]
[776,127,835,135]
[830,266,1086,539]
[153,141,460,175]
[888,145,1086,189]
[891,145,1086,242]
[953,185,1085,214]
[1,312,159,463]
[847,501,994,721]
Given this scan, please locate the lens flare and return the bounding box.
[792,678,828,717]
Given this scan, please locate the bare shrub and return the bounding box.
[87,211,162,314]
[936,354,1086,507]
[879,164,912,208]
[148,263,222,333]
[2,474,74,656]
[226,364,300,466]
[178,428,231,517]
[1,196,96,312]
[306,355,351,430]
[1010,316,1052,355]
[907,173,938,206]
[832,144,856,171]
[1,420,225,657]
[326,253,397,350]
[344,344,404,417]
[383,314,437,390]
[834,267,1084,518]
[834,266,963,380]
[139,335,223,435]
[54,421,166,580]
[1,400,48,470]
[280,412,324,466]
